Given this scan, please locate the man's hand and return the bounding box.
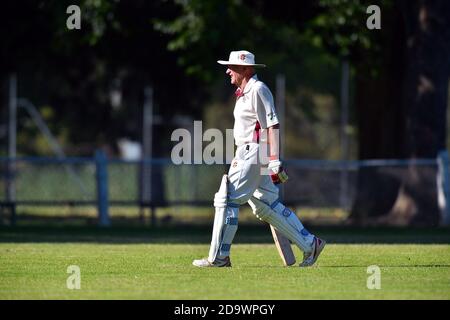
[268,160,289,184]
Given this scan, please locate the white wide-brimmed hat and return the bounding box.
[217,50,266,67]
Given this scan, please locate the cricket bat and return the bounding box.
[270,225,296,266]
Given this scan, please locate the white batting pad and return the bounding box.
[214,175,228,208]
[208,174,239,262]
[208,205,239,262]
[249,197,314,253]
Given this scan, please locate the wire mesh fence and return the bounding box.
[1,153,449,226]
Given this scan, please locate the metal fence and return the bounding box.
[1,151,449,226]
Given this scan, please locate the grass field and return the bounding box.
[0,225,449,300]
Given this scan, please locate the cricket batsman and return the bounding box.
[193,50,325,267]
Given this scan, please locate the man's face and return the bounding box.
[226,65,248,87]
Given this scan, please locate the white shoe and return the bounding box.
[299,237,326,267]
[192,256,231,268]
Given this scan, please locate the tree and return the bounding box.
[348,0,450,225]
[266,0,450,225]
[0,0,204,156]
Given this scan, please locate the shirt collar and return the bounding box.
[242,74,258,94]
[235,74,258,99]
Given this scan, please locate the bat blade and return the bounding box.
[270,225,296,266]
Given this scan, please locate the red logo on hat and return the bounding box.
[239,54,246,61]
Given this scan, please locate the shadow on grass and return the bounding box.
[0,224,449,244]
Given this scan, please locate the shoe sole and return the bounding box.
[311,239,326,265]
[192,264,232,268]
[192,260,232,268]
[300,238,326,267]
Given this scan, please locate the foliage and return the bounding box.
[154,0,266,83]
[1,0,444,164]
[1,0,205,156]
[305,0,385,58]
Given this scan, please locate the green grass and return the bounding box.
[0,226,449,300]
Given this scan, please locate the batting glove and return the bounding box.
[268,160,289,184]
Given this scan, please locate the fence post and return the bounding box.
[10,202,16,226]
[95,150,110,227]
[437,150,450,225]
[7,74,17,221]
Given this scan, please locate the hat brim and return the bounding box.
[217,60,266,68]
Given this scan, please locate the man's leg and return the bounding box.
[193,174,237,267]
[193,143,261,267]
[248,176,326,266]
[207,174,239,262]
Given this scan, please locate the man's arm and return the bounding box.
[267,124,288,184]
[267,124,280,160]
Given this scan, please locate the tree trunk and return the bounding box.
[349,1,450,226]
